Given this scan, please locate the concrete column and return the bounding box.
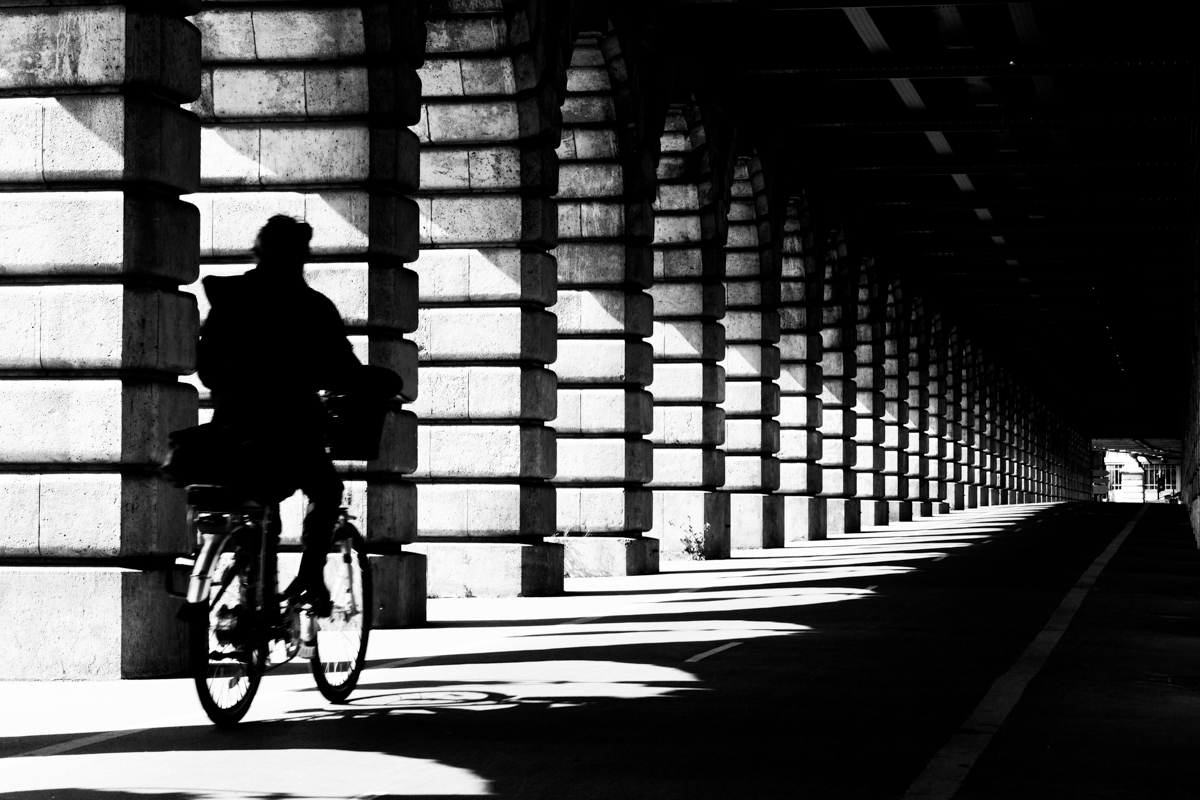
[960,342,979,509]
[852,267,888,526]
[0,1,201,677]
[648,106,731,560]
[982,360,1002,506]
[818,236,859,533]
[550,35,657,576]
[720,157,782,549]
[997,370,1015,504]
[943,328,965,511]
[924,316,951,514]
[408,3,566,596]
[906,305,933,516]
[881,284,911,522]
[187,3,426,620]
[778,199,826,540]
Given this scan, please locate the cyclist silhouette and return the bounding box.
[197,215,359,613]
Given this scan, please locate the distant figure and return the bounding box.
[198,215,360,611]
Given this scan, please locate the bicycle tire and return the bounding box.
[310,533,372,703]
[191,528,265,727]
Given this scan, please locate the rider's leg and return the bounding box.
[289,449,343,614]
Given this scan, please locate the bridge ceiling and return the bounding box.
[669,1,1196,435]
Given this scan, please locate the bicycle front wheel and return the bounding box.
[191,530,265,726]
[310,533,372,703]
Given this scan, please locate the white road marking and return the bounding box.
[901,504,1148,800]
[685,642,743,663]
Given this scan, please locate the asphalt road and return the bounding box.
[1,501,1196,799]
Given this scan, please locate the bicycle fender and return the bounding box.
[186,531,232,605]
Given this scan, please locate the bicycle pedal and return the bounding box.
[297,642,316,659]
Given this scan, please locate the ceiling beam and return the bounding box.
[743,59,1190,81]
[827,160,1186,174]
[787,115,1191,132]
[857,195,1188,208]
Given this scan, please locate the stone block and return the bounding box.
[195,9,365,62]
[553,290,653,336]
[778,461,822,494]
[555,486,653,534]
[821,467,855,497]
[0,380,195,465]
[819,408,856,438]
[416,482,555,538]
[722,343,781,379]
[0,9,200,102]
[415,424,555,480]
[0,472,188,558]
[0,566,187,679]
[778,363,823,395]
[408,542,563,598]
[650,405,724,447]
[0,285,197,374]
[0,96,199,193]
[414,248,554,305]
[411,365,555,421]
[649,363,724,403]
[554,340,652,385]
[778,429,822,461]
[418,194,554,248]
[647,447,723,489]
[723,380,781,417]
[651,320,725,361]
[415,307,556,363]
[652,213,702,245]
[650,282,723,318]
[729,493,784,549]
[724,455,781,492]
[0,192,198,282]
[332,409,417,476]
[778,395,821,427]
[556,536,659,578]
[649,488,730,561]
[556,439,652,483]
[555,388,652,435]
[854,444,885,472]
[723,419,781,454]
[784,495,827,542]
[556,241,651,288]
[819,438,856,468]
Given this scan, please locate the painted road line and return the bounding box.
[685,642,743,663]
[901,503,1149,800]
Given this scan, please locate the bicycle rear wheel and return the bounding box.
[191,529,265,726]
[310,533,372,703]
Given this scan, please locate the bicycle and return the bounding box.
[170,489,372,726]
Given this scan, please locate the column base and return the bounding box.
[888,500,913,522]
[951,484,966,511]
[279,550,427,627]
[988,488,1001,505]
[825,498,861,534]
[407,542,564,598]
[967,485,979,509]
[650,489,731,561]
[0,566,187,679]
[932,502,953,515]
[553,536,660,577]
[730,493,784,550]
[863,499,889,526]
[784,495,827,541]
[915,501,935,517]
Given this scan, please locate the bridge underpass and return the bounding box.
[1,0,1199,796]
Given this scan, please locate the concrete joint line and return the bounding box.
[901,504,1149,800]
[685,641,743,663]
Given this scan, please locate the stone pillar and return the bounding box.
[969,348,988,507]
[997,370,1015,504]
[408,3,565,596]
[982,360,1002,506]
[648,106,731,560]
[906,304,933,516]
[960,341,979,509]
[943,328,965,512]
[720,156,782,549]
[778,199,827,540]
[818,236,859,533]
[925,316,951,514]
[188,3,425,623]
[882,284,912,522]
[550,35,657,576]
[852,266,888,526]
[0,1,201,677]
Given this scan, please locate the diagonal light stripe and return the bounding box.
[844,7,890,53]
[951,173,976,192]
[925,130,953,155]
[890,78,926,110]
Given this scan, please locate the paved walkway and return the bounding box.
[1,502,1197,799]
